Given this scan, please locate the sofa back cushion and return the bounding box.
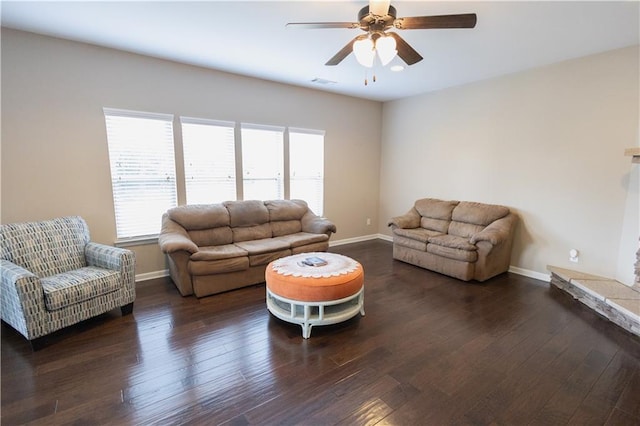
[188,227,233,247]
[266,199,307,237]
[414,198,459,233]
[449,202,510,238]
[167,204,230,230]
[0,216,89,278]
[224,200,272,242]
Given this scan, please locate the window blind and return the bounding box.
[241,123,285,200]
[104,108,177,240]
[289,128,325,215]
[181,117,237,204]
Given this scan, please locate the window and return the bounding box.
[289,128,325,215]
[181,117,236,204]
[104,108,177,241]
[241,123,284,200]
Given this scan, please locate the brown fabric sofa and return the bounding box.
[388,198,517,282]
[159,199,336,297]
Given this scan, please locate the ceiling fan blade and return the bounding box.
[325,36,360,66]
[369,0,390,16]
[286,22,360,30]
[394,13,477,30]
[387,32,423,65]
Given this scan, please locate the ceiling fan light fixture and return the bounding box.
[353,37,375,68]
[375,34,397,66]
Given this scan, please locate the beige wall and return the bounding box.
[379,46,640,283]
[1,29,382,277]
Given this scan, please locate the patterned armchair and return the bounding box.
[1,216,136,349]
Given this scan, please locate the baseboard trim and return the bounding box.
[330,234,382,246]
[508,266,550,282]
[136,269,169,283]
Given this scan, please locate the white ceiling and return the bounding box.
[2,1,639,102]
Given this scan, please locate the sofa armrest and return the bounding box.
[301,212,337,236]
[470,213,517,246]
[388,208,421,229]
[0,259,47,339]
[158,214,199,254]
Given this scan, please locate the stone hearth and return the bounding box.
[548,266,640,337]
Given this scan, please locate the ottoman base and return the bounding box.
[266,287,365,339]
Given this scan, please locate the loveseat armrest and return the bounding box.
[301,212,337,236]
[0,259,47,340]
[158,214,199,254]
[470,213,517,246]
[388,208,421,229]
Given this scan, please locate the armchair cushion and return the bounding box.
[41,267,121,311]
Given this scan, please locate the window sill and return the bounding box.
[115,235,159,247]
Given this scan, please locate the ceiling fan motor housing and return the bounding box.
[358,5,397,32]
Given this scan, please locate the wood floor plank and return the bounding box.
[2,240,639,425]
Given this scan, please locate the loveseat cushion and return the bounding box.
[427,234,477,251]
[167,204,230,230]
[427,244,478,263]
[265,199,307,221]
[249,249,291,267]
[414,198,458,233]
[232,223,272,242]
[190,244,247,261]
[451,202,509,226]
[393,227,442,243]
[271,220,302,237]
[41,266,121,311]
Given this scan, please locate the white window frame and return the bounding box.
[103,107,177,244]
[181,117,237,204]
[240,123,285,201]
[288,127,325,215]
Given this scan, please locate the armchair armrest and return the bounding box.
[388,208,421,229]
[301,212,337,236]
[85,243,134,271]
[158,214,198,254]
[1,259,46,339]
[470,214,517,245]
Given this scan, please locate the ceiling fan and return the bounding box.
[286,0,477,68]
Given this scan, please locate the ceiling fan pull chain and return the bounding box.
[364,69,368,86]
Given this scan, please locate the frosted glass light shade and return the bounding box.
[376,35,397,66]
[353,37,375,68]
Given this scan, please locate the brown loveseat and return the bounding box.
[388,198,517,282]
[159,199,336,297]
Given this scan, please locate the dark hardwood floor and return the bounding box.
[2,240,639,425]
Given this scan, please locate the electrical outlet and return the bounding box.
[569,249,579,263]
[366,218,371,226]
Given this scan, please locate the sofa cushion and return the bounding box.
[452,201,510,226]
[235,238,290,255]
[232,223,272,242]
[273,232,329,248]
[428,234,477,251]
[41,266,121,311]
[265,199,307,221]
[414,198,459,220]
[167,204,230,230]
[249,249,292,266]
[190,244,247,261]
[189,257,249,275]
[427,244,478,262]
[393,227,442,243]
[188,227,233,247]
[271,220,302,237]
[224,200,270,227]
